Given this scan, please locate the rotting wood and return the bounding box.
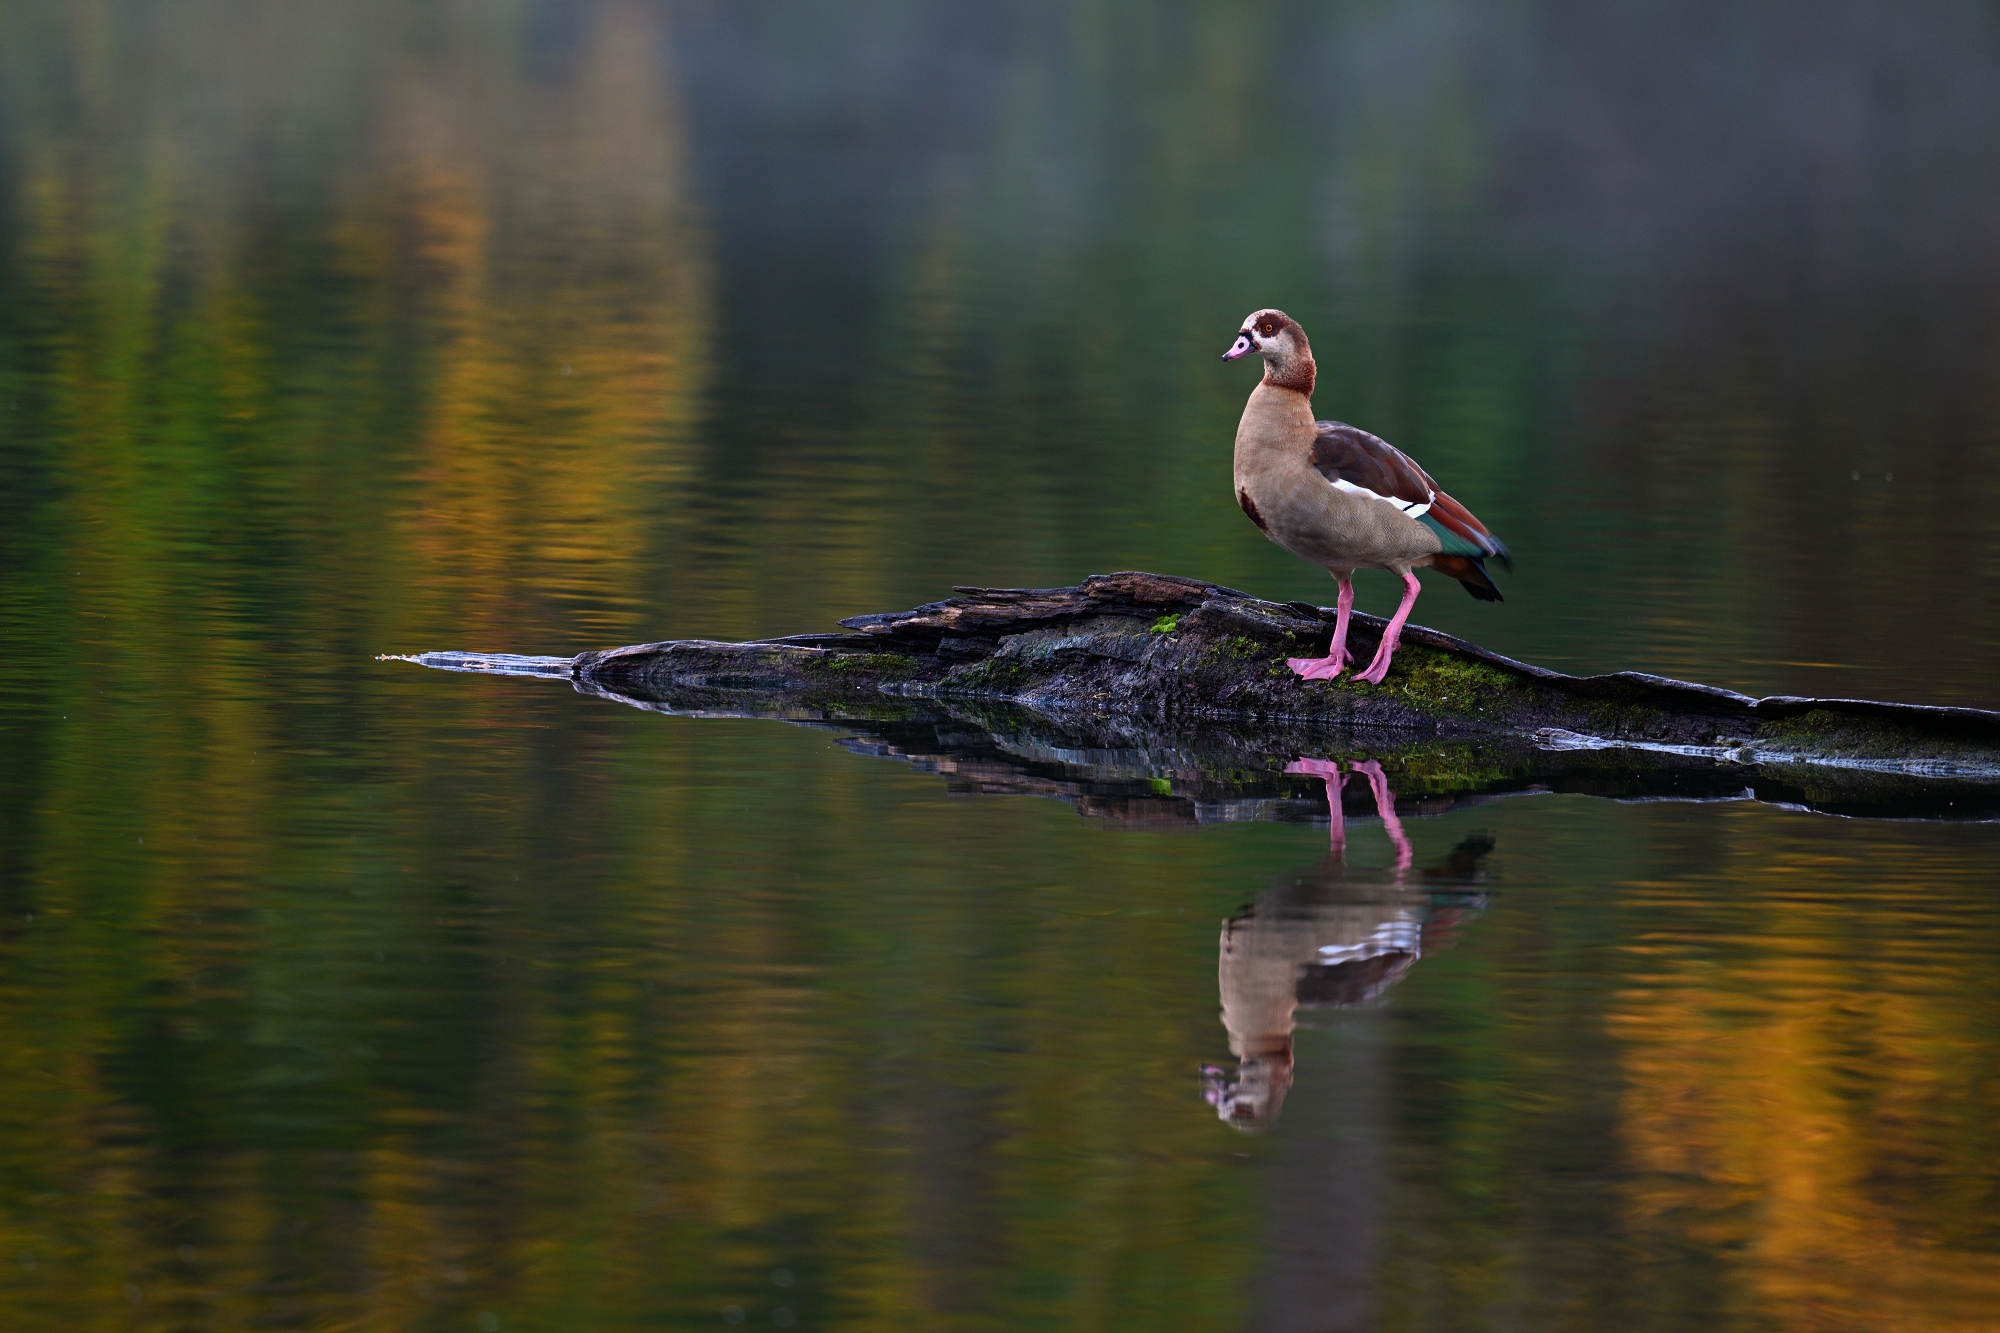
[383,570,2000,789]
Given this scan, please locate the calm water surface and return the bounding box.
[2,2,1999,1329]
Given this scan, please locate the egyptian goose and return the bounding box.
[1224,309,1510,684]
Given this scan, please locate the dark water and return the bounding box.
[3,2,2000,1328]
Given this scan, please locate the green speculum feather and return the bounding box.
[1418,513,1491,559]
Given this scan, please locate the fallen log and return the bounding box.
[383,571,2000,818]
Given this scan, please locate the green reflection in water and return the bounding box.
[3,1,2000,1329]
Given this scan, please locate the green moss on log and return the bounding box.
[1752,708,1907,757]
[805,652,920,680]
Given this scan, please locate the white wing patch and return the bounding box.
[1330,477,1434,519]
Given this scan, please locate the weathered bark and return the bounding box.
[385,571,2000,818]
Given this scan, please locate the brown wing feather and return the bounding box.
[1307,422,1436,506]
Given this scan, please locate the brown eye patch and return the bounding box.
[1258,320,1279,336]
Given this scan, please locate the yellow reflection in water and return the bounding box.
[1612,828,2000,1330]
[388,1,711,645]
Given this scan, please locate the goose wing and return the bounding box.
[1308,422,1511,568]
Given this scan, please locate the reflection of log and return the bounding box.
[803,711,2000,823]
[385,570,2000,806]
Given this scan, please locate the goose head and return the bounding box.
[1222,308,1315,395]
[1221,308,1308,362]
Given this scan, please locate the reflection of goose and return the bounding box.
[1203,760,1492,1130]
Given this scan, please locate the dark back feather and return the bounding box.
[1308,422,1435,507]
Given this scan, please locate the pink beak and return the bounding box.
[1222,331,1256,361]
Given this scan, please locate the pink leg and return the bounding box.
[1348,760,1412,871]
[1353,570,1422,685]
[1286,572,1356,680]
[1284,757,1349,855]
[1329,575,1355,666]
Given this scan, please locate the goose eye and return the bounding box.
[1259,322,1278,335]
